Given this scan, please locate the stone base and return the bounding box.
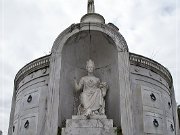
[61,115,117,135]
[72,115,107,119]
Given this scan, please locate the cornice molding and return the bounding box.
[15,55,50,90]
[129,53,172,88]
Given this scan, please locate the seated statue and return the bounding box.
[74,59,108,117]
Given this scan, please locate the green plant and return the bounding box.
[114,127,122,135]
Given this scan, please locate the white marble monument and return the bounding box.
[8,0,179,135]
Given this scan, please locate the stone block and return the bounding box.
[62,115,117,135]
[72,115,107,120]
[62,127,117,135]
[66,119,113,128]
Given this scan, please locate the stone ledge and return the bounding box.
[66,119,113,128]
[72,115,107,119]
[62,127,117,135]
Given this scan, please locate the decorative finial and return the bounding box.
[87,0,95,13]
[81,0,105,23]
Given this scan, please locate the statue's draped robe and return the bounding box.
[78,76,105,115]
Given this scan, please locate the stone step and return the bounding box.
[62,115,117,135]
[72,115,107,120]
[61,127,117,135]
[66,119,113,128]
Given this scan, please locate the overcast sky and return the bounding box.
[1,0,180,134]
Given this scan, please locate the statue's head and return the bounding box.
[86,59,95,73]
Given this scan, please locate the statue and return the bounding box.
[74,60,108,117]
[87,0,95,13]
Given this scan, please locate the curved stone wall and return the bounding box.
[11,55,50,135]
[9,52,175,135]
[130,53,175,135]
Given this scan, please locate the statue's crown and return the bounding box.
[86,59,95,67]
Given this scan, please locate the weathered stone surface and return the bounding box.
[8,1,178,135]
[72,115,107,119]
[62,115,116,135]
[66,119,113,128]
[62,127,117,135]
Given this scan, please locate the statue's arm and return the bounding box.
[100,81,108,97]
[74,77,83,91]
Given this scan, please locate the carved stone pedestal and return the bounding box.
[61,115,117,135]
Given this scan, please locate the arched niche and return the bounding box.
[46,23,134,135]
[58,30,121,127]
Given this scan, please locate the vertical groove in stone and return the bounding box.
[119,52,135,135]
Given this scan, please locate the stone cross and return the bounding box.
[87,0,95,13]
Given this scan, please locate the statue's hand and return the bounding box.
[74,77,82,91]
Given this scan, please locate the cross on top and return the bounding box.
[87,0,95,13]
